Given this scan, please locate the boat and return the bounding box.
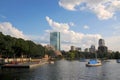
[86,59,102,67]
[49,61,54,64]
[86,53,102,67]
[48,58,54,64]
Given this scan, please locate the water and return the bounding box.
[0,60,120,80]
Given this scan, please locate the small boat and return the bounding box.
[116,59,120,63]
[49,61,54,64]
[86,59,102,67]
[86,52,102,67]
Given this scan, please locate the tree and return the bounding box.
[0,32,46,58]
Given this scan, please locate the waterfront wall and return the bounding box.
[4,58,42,63]
[4,57,49,63]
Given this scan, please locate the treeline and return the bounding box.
[0,32,46,58]
[61,50,120,60]
[1,32,120,60]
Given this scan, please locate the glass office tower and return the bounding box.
[50,32,61,51]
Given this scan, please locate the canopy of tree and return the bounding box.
[0,32,45,58]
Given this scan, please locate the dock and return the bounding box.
[1,62,48,69]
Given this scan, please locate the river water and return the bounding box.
[0,60,120,80]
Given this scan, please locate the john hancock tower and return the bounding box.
[50,32,61,51]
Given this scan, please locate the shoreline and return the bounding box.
[1,58,49,69]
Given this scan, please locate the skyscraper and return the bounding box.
[99,39,105,47]
[50,32,61,51]
[98,39,108,53]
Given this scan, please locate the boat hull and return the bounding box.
[86,63,102,67]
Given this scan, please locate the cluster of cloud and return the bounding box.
[46,16,101,50]
[59,0,120,20]
[0,22,50,45]
[105,36,120,52]
[0,22,26,39]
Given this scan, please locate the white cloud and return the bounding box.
[0,14,7,19]
[59,0,84,11]
[46,16,102,51]
[46,16,69,32]
[27,33,50,44]
[59,0,120,20]
[105,36,120,52]
[69,22,75,26]
[93,4,114,20]
[0,22,48,44]
[0,22,27,39]
[83,25,89,29]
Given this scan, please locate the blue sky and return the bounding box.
[0,0,120,51]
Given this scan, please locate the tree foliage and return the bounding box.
[0,32,45,58]
[61,50,120,60]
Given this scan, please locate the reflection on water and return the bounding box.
[0,60,120,80]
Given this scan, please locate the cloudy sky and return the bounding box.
[0,0,120,51]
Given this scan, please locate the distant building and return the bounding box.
[99,39,105,47]
[98,46,108,53]
[89,45,96,53]
[98,39,108,53]
[76,47,81,52]
[50,32,61,51]
[71,46,76,51]
[84,48,89,52]
[70,46,81,51]
[54,50,62,56]
[108,50,113,53]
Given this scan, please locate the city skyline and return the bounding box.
[0,0,120,51]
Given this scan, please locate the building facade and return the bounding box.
[99,39,105,47]
[50,32,61,51]
[70,46,81,52]
[98,39,108,53]
[89,45,96,53]
[71,46,76,51]
[84,48,89,52]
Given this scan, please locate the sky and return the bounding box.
[0,0,120,51]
